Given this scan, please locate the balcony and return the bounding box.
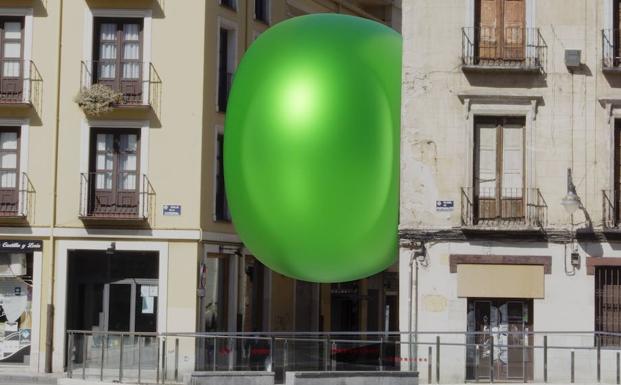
[461,27,547,73]
[79,61,161,113]
[0,173,35,221]
[461,187,547,230]
[603,190,621,229]
[0,60,42,110]
[79,172,154,222]
[602,29,621,72]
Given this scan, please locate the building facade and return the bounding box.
[400,0,621,382]
[0,0,401,376]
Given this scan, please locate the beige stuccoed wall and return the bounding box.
[400,0,613,231]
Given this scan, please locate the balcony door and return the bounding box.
[89,129,139,217]
[0,18,23,102]
[0,129,19,215]
[93,18,143,104]
[474,117,524,223]
[476,0,525,62]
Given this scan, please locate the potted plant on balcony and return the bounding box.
[74,84,124,115]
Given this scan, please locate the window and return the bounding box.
[255,0,269,24]
[215,133,231,221]
[220,0,236,11]
[475,0,525,62]
[93,18,143,104]
[0,17,24,102]
[217,27,235,112]
[474,116,524,223]
[595,266,621,346]
[88,129,140,217]
[0,128,19,214]
[614,121,621,225]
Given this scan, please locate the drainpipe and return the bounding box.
[45,0,64,373]
[408,251,418,372]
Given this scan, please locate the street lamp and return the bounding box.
[561,168,581,215]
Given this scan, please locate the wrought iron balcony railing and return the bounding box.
[603,190,620,229]
[0,60,42,109]
[461,27,547,72]
[79,172,154,221]
[461,187,547,229]
[0,172,35,219]
[80,61,161,112]
[602,29,621,70]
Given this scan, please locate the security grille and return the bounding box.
[595,266,621,346]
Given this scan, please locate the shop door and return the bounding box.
[466,298,533,382]
[104,280,157,333]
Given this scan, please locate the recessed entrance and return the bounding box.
[66,250,159,334]
[466,298,533,382]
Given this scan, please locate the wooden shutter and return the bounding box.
[502,0,525,60]
[475,122,498,220]
[501,123,524,219]
[477,0,499,60]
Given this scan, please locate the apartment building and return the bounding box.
[400,0,621,382]
[0,0,401,376]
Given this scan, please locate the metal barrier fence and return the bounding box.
[66,330,621,384]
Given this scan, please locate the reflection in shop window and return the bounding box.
[0,252,32,364]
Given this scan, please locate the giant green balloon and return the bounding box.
[224,14,401,283]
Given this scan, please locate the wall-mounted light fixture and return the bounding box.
[561,168,581,215]
[106,242,116,255]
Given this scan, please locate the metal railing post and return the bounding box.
[156,337,160,384]
[212,336,217,371]
[174,338,179,381]
[227,337,232,371]
[475,344,480,382]
[67,333,74,378]
[323,338,329,371]
[268,337,274,372]
[138,336,143,384]
[119,334,124,383]
[544,335,548,382]
[428,346,432,384]
[283,339,289,373]
[379,337,384,371]
[331,341,336,371]
[100,335,106,382]
[597,336,601,383]
[571,349,575,383]
[82,335,87,380]
[436,336,440,383]
[162,337,168,383]
[489,335,494,383]
[617,352,621,384]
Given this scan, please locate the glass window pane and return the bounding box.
[2,61,19,77]
[4,22,21,39]
[100,43,117,60]
[123,42,140,60]
[1,153,16,169]
[100,23,116,41]
[120,173,136,190]
[123,24,140,41]
[120,135,137,151]
[96,153,113,171]
[1,132,17,150]
[96,134,113,152]
[122,62,140,79]
[100,63,116,79]
[0,171,16,188]
[120,154,136,172]
[96,172,112,190]
[3,42,20,59]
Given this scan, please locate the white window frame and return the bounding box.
[80,119,149,218]
[0,119,29,215]
[461,95,539,220]
[83,8,153,106]
[0,8,33,103]
[52,240,168,372]
[254,0,271,25]
[216,17,238,112]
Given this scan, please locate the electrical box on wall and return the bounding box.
[0,254,26,277]
[565,50,581,70]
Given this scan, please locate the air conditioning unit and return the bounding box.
[0,254,26,277]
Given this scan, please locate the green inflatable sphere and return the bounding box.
[224,14,401,283]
